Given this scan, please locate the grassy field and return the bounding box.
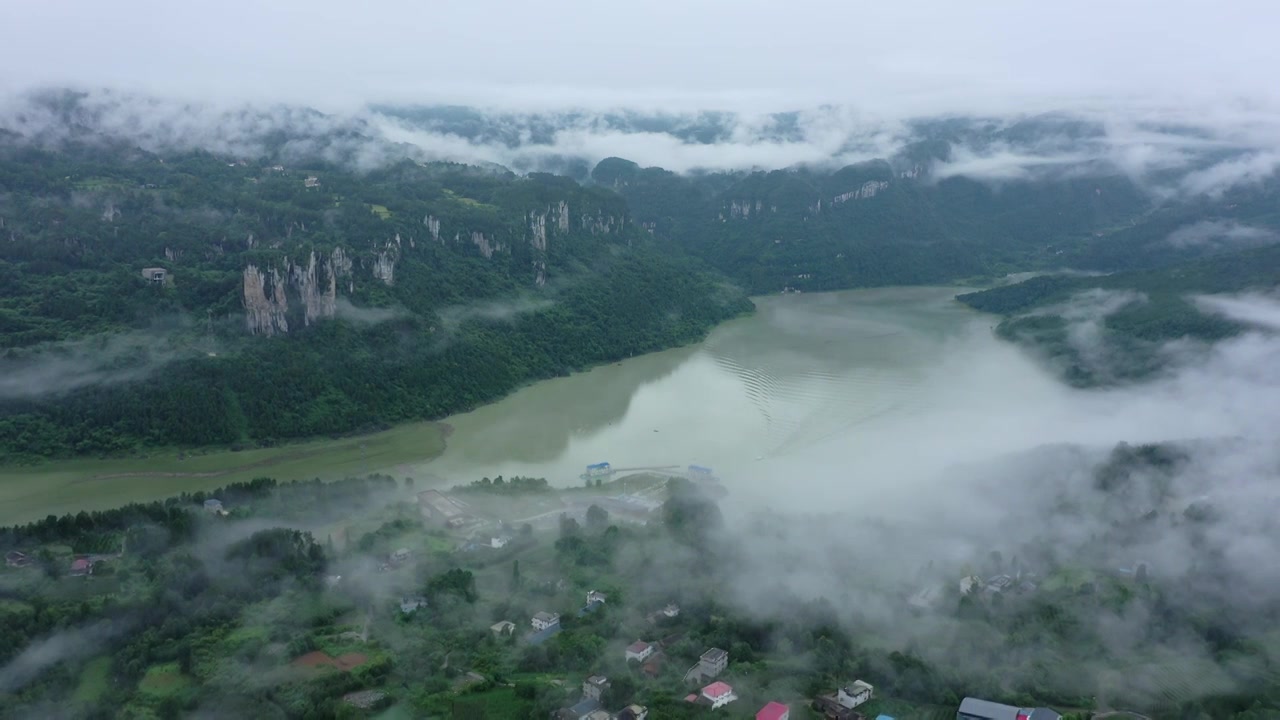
[370,203,392,219]
[138,662,191,697]
[73,657,112,705]
[0,422,449,526]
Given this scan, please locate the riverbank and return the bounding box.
[0,422,449,526]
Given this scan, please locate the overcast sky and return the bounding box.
[4,0,1278,114]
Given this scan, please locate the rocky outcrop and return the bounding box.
[373,236,401,285]
[554,200,570,232]
[101,202,120,222]
[530,212,547,252]
[470,231,500,259]
[242,247,355,335]
[423,214,441,243]
[581,212,621,235]
[832,180,889,205]
[243,264,290,336]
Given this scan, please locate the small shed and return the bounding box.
[141,267,168,283]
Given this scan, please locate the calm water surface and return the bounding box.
[416,286,992,485]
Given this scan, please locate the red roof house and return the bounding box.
[701,681,738,709]
[757,701,790,720]
[69,557,92,576]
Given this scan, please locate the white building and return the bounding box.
[587,590,608,605]
[662,603,680,618]
[491,537,508,549]
[701,682,737,710]
[625,640,654,662]
[583,675,611,701]
[698,647,728,680]
[532,611,560,631]
[837,680,873,709]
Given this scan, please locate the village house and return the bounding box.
[69,557,92,576]
[757,701,790,720]
[612,705,647,720]
[390,547,411,564]
[583,675,611,702]
[625,640,654,663]
[688,681,737,710]
[838,680,874,709]
[532,611,561,631]
[4,550,31,568]
[814,680,874,719]
[490,536,509,549]
[699,647,728,679]
[490,620,516,636]
[304,176,320,188]
[140,267,167,284]
[203,498,224,514]
[586,590,607,605]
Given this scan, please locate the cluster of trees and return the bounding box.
[455,475,551,494]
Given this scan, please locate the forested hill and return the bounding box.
[955,244,1280,386]
[588,151,1280,295]
[0,142,752,458]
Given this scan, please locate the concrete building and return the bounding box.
[699,681,737,710]
[699,647,728,679]
[141,267,167,283]
[583,675,611,702]
[417,489,469,527]
[532,611,561,631]
[625,640,655,663]
[837,680,873,709]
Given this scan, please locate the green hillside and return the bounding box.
[0,144,751,459]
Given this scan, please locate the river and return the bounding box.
[414,285,1000,487]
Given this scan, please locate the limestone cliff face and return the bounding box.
[832,180,889,205]
[719,199,773,221]
[469,231,501,259]
[581,212,622,235]
[372,236,401,285]
[242,247,354,335]
[423,214,442,243]
[243,264,290,336]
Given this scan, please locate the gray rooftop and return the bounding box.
[958,697,1061,720]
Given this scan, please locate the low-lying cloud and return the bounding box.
[436,297,556,335]
[5,88,1280,197]
[703,291,1280,707]
[1166,220,1277,249]
[0,327,211,401]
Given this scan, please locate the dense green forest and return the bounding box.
[0,141,751,458]
[956,244,1280,385]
